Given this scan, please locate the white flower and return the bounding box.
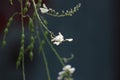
[51,32,64,45]
[63,65,71,71]
[58,71,65,75]
[63,65,75,74]
[57,71,64,80]
[69,67,75,74]
[40,4,49,13]
[57,64,75,80]
[57,76,63,80]
[51,32,73,45]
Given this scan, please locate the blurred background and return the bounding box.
[0,0,120,80]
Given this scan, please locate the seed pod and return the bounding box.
[41,40,45,45]
[29,51,33,61]
[20,46,24,52]
[29,18,34,29]
[26,1,31,8]
[23,7,28,15]
[21,39,24,44]
[2,40,6,47]
[9,17,13,22]
[4,28,8,33]
[30,36,34,42]
[43,19,48,26]
[44,31,48,35]
[30,43,34,49]
[7,17,13,27]
[21,34,25,39]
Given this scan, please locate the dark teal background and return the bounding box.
[0,0,120,80]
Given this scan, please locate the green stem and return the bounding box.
[32,0,52,34]
[34,15,51,80]
[41,47,51,80]
[46,13,66,17]
[32,3,65,80]
[2,12,18,47]
[20,0,25,80]
[36,18,51,79]
[31,0,65,66]
[41,27,65,66]
[22,54,25,80]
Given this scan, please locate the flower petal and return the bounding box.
[63,65,71,71]
[53,42,61,45]
[57,76,63,80]
[40,8,49,13]
[69,68,75,74]
[58,71,65,75]
[43,3,48,9]
[65,38,73,42]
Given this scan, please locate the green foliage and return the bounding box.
[2,0,81,80]
[46,3,81,17]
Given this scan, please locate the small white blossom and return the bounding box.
[57,64,75,80]
[63,65,75,74]
[53,42,61,45]
[63,65,71,70]
[58,71,65,75]
[69,67,75,74]
[40,4,49,13]
[51,32,73,45]
[57,76,63,80]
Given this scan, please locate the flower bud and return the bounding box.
[4,28,8,33]
[29,51,33,61]
[26,1,31,8]
[2,40,6,47]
